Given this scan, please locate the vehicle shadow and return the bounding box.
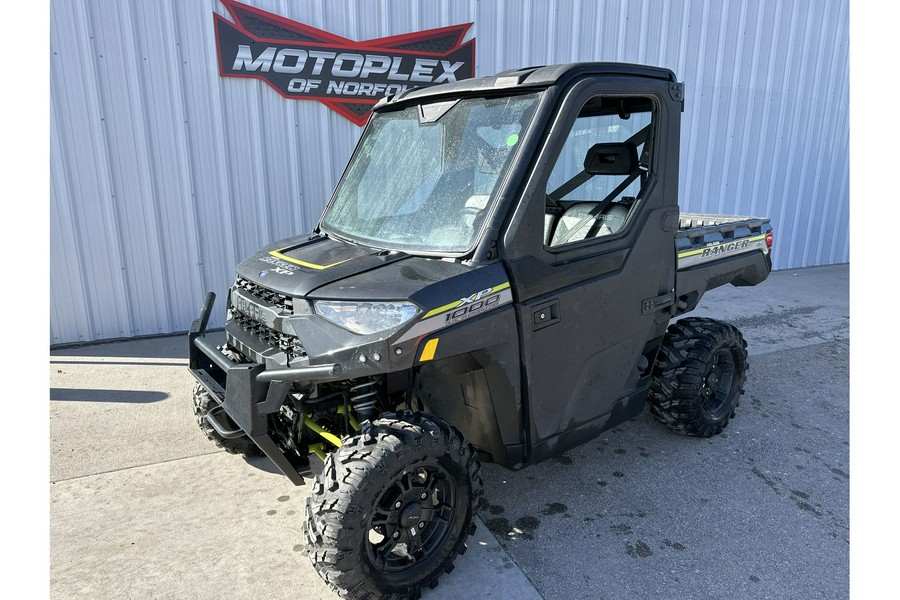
[242,452,325,478]
[243,454,281,475]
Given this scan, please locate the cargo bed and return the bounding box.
[673,213,773,315]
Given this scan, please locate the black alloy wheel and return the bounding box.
[366,465,458,575]
[305,411,483,599]
[699,348,737,419]
[647,317,748,437]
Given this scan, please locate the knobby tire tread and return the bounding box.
[305,411,483,600]
[191,345,262,456]
[647,317,748,437]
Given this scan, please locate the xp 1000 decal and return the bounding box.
[215,0,476,125]
[394,283,512,344]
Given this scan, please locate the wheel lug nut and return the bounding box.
[394,501,402,509]
[418,522,425,529]
[392,531,400,539]
[420,492,428,500]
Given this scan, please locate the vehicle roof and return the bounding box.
[379,62,677,108]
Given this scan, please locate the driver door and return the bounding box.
[503,88,678,462]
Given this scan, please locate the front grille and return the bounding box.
[232,310,308,360]
[234,276,294,313]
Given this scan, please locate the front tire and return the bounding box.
[192,383,262,456]
[305,411,483,599]
[647,317,748,437]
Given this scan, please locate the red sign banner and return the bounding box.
[215,0,476,125]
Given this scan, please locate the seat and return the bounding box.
[545,140,641,247]
[549,202,629,246]
[544,213,556,245]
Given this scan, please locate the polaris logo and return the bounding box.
[235,296,264,323]
[215,0,475,125]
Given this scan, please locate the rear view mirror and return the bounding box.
[583,142,638,175]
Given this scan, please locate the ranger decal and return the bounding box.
[677,234,768,268]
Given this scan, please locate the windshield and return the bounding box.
[321,94,540,253]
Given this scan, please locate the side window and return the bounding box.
[543,96,654,248]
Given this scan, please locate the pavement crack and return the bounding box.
[50,450,223,483]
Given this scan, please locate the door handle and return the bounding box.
[641,292,674,315]
[533,300,560,331]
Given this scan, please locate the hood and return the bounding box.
[235,233,409,297]
[235,232,503,311]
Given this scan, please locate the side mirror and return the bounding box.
[583,142,638,176]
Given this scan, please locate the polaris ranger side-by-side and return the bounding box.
[188,63,773,599]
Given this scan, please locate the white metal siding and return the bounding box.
[50,0,849,344]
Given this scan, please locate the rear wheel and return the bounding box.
[305,411,483,599]
[648,317,748,437]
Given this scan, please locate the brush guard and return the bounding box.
[187,292,345,484]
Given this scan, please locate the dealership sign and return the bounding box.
[215,0,476,125]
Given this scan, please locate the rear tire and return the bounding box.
[648,317,748,437]
[305,411,483,599]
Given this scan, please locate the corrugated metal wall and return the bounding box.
[50,0,849,344]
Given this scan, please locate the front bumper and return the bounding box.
[187,292,346,485]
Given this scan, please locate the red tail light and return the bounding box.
[765,231,773,249]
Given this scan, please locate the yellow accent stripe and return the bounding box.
[423,301,465,319]
[422,282,511,319]
[420,338,439,362]
[269,250,350,270]
[677,234,767,259]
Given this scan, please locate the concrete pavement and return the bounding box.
[50,341,540,599]
[50,264,848,599]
